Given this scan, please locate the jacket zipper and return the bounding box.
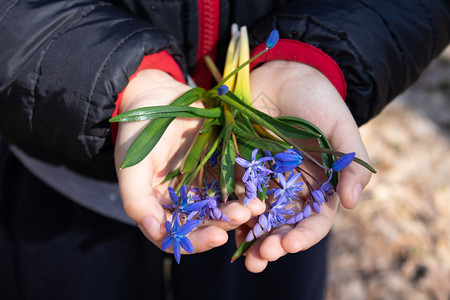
[193,0,220,88]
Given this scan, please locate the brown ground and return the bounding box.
[326,47,450,300]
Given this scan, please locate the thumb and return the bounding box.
[115,122,168,242]
[330,118,372,210]
[117,158,168,242]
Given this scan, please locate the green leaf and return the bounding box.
[218,92,320,140]
[277,115,336,182]
[235,139,254,161]
[181,124,215,174]
[219,107,236,202]
[299,145,377,174]
[231,239,255,263]
[232,123,290,153]
[257,185,267,203]
[162,168,181,184]
[220,135,236,202]
[175,129,225,193]
[120,87,206,169]
[109,106,222,122]
[279,116,377,175]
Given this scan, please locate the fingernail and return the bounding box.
[353,183,363,206]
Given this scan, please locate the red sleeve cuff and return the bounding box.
[111,50,185,143]
[250,39,347,100]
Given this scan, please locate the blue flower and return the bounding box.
[191,180,230,222]
[235,148,273,183]
[332,152,355,171]
[246,191,296,242]
[273,149,303,173]
[244,180,257,206]
[161,216,201,264]
[191,180,222,203]
[265,29,280,50]
[235,149,273,205]
[267,171,303,206]
[267,204,293,229]
[164,186,208,218]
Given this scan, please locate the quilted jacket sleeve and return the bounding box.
[0,0,185,174]
[249,0,450,126]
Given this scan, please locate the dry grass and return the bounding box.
[326,47,450,300]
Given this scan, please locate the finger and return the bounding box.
[115,121,168,242]
[258,226,290,261]
[150,226,229,255]
[244,236,269,273]
[203,199,264,231]
[329,116,372,209]
[282,193,339,253]
[186,226,229,253]
[234,223,254,247]
[234,176,267,218]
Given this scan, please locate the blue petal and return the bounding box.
[312,201,322,213]
[172,240,181,264]
[332,152,355,171]
[255,156,274,164]
[273,151,297,162]
[177,219,201,236]
[220,213,230,222]
[180,185,188,201]
[168,187,179,205]
[212,207,221,219]
[164,221,172,234]
[277,172,287,188]
[251,148,259,161]
[217,85,229,96]
[184,200,209,212]
[179,236,194,253]
[273,161,298,173]
[286,172,302,186]
[245,180,257,194]
[266,189,276,195]
[274,149,302,161]
[286,217,296,225]
[253,223,263,238]
[173,214,181,230]
[246,229,255,242]
[258,214,268,231]
[312,190,325,203]
[235,157,251,168]
[161,236,173,250]
[294,211,304,223]
[303,205,312,218]
[265,29,279,50]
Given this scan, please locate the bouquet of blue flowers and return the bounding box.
[110,25,375,264]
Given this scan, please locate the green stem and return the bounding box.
[175,129,225,194]
[214,49,267,90]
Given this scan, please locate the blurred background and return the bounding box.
[326,47,450,300]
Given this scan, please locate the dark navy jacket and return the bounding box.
[0,0,449,178]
